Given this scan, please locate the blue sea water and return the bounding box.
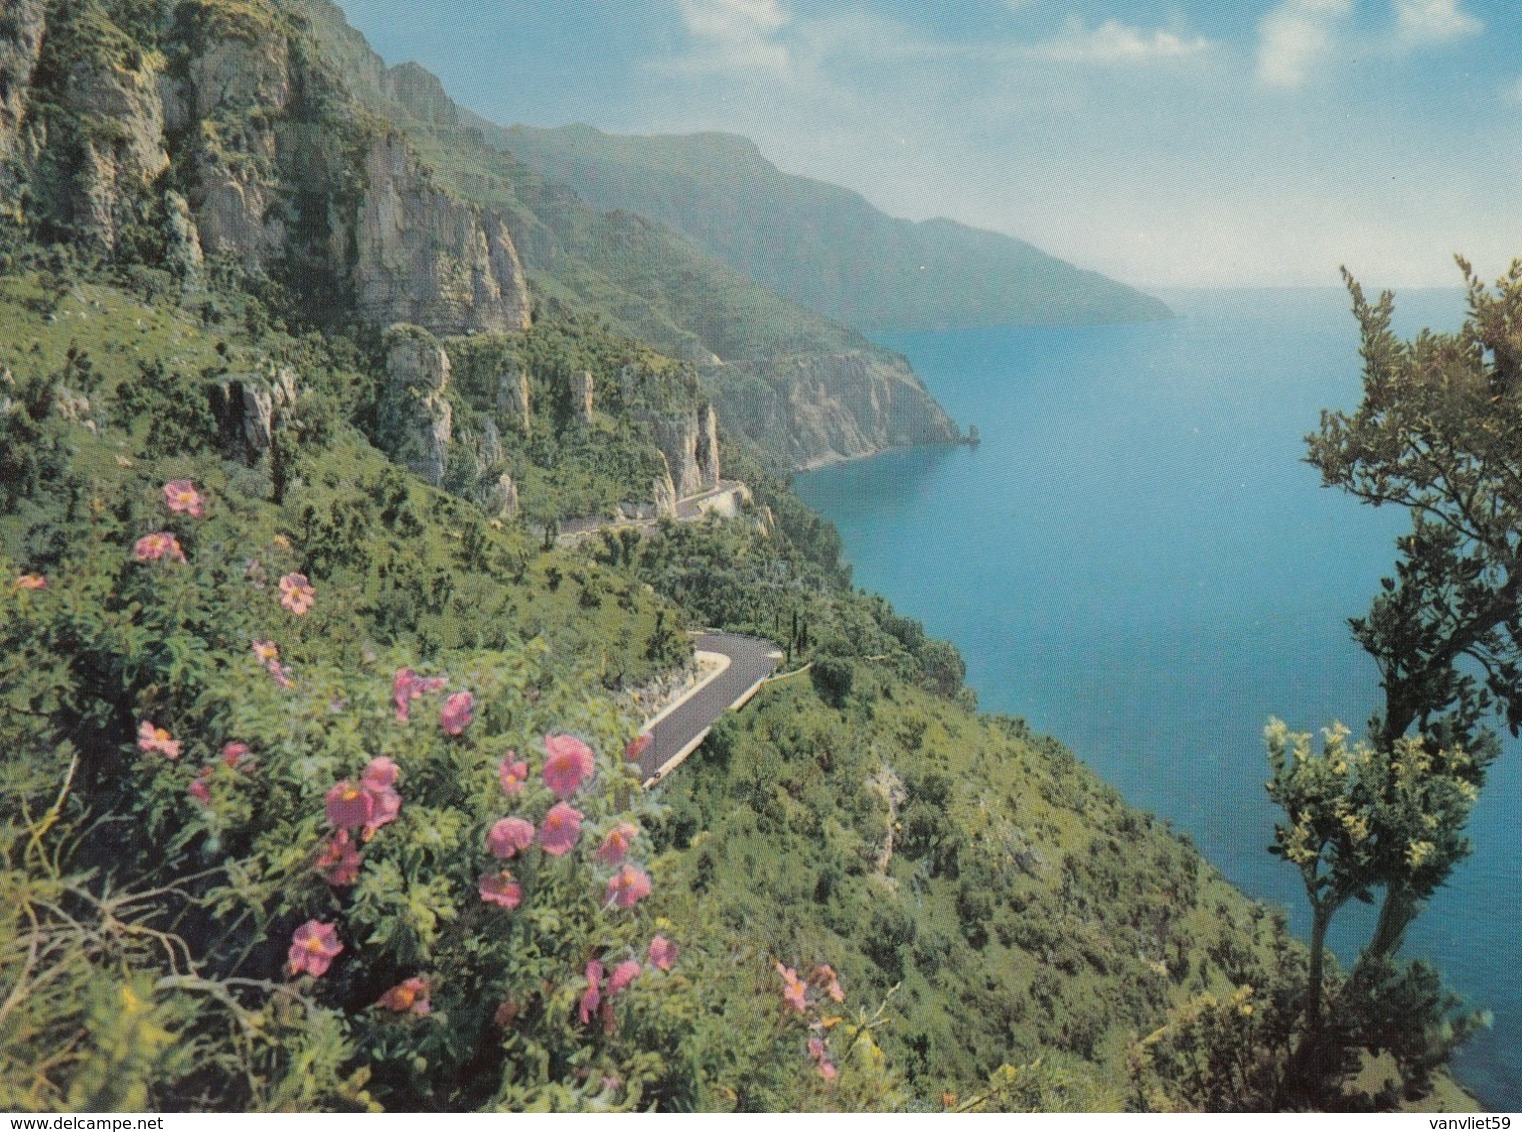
[794,288,1521,1110]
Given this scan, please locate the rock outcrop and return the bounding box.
[208,366,299,466]
[164,4,293,273]
[0,0,46,185]
[356,133,532,336]
[710,351,959,469]
[569,370,594,423]
[647,405,721,499]
[496,362,531,432]
[382,326,454,487]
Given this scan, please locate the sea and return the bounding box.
[794,287,1521,1111]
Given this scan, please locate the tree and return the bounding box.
[1307,259,1521,956]
[1262,259,1522,1102]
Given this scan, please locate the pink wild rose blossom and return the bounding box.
[376,976,431,1016]
[361,757,399,792]
[477,869,523,908]
[776,962,808,1013]
[537,802,583,857]
[279,573,315,615]
[607,959,642,996]
[498,755,529,796]
[439,691,474,735]
[137,720,181,760]
[486,816,536,859]
[325,780,374,830]
[595,821,639,867]
[287,920,342,977]
[15,574,47,590]
[163,480,204,517]
[364,787,401,838]
[647,935,678,972]
[133,532,185,563]
[391,669,448,723]
[605,864,652,909]
[541,734,595,798]
[315,830,362,887]
[188,767,212,806]
[578,960,604,1025]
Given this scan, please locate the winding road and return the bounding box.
[637,633,784,784]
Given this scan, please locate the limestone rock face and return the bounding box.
[59,56,171,252]
[209,367,299,465]
[711,351,959,469]
[0,0,46,175]
[495,363,531,432]
[172,9,292,272]
[356,134,532,335]
[570,370,594,422]
[382,326,455,487]
[652,455,679,520]
[482,472,519,522]
[648,405,722,499]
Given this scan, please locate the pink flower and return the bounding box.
[818,1058,838,1081]
[133,532,186,563]
[607,959,642,997]
[279,573,314,615]
[439,691,474,736]
[364,787,401,838]
[137,720,181,760]
[578,960,604,1025]
[325,780,373,830]
[287,919,342,977]
[647,935,678,972]
[596,821,639,867]
[498,755,529,796]
[812,964,845,1004]
[807,1038,838,1081]
[315,830,362,887]
[478,869,522,908]
[625,733,652,762]
[537,802,583,857]
[776,962,808,1013]
[542,734,595,798]
[163,480,204,518]
[266,660,295,688]
[361,757,399,792]
[15,574,46,590]
[486,816,536,859]
[221,742,253,770]
[391,669,448,723]
[188,767,212,806]
[376,976,431,1016]
[605,864,652,909]
[251,639,279,663]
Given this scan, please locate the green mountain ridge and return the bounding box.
[489,120,1173,332]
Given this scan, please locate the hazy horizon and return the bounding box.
[332,0,1522,295]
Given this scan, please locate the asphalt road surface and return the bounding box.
[639,633,783,782]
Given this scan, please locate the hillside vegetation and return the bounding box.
[0,0,1480,1113]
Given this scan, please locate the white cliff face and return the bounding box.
[383,327,455,488]
[710,351,960,469]
[647,405,722,499]
[0,0,46,178]
[356,134,532,336]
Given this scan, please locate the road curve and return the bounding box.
[639,633,783,783]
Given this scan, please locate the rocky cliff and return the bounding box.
[713,352,960,469]
[1,0,531,338]
[646,405,721,499]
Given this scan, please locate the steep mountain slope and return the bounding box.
[491,123,1172,332]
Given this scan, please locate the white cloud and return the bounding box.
[673,0,791,75]
[1392,0,1482,49]
[1028,19,1210,65]
[1256,0,1353,88]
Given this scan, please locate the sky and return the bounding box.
[333,0,1522,291]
